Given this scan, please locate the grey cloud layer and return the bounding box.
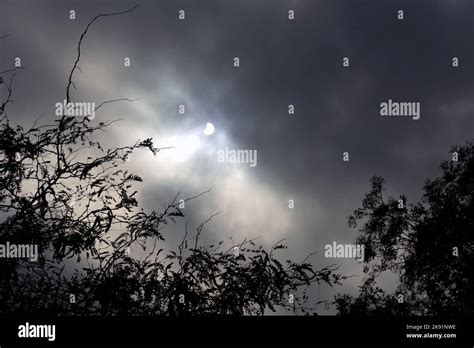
[2,0,473,311]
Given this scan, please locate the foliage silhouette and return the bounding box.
[0,6,344,316]
[336,141,474,315]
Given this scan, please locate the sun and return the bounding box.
[203,122,215,136]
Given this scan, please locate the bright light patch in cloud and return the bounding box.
[161,133,202,162]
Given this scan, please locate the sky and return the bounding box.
[1,0,474,313]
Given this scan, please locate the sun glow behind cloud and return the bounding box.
[161,133,202,162]
[111,97,295,247]
[156,124,226,163]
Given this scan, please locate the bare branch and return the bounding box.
[65,4,140,102]
[0,67,25,75]
[94,98,141,113]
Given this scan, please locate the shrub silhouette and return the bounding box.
[336,141,474,315]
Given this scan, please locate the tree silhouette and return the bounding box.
[335,141,474,315]
[0,6,344,316]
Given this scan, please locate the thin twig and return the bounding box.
[65,4,140,102]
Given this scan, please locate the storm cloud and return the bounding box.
[1,0,473,312]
